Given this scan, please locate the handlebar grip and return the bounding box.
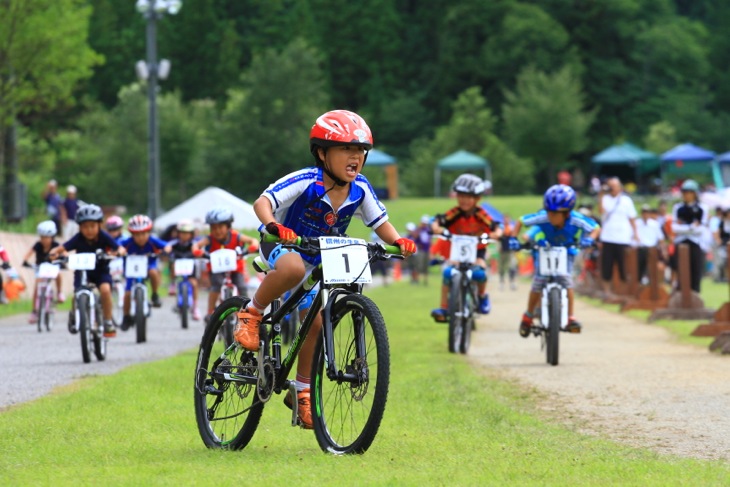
[383,244,402,255]
[262,234,303,246]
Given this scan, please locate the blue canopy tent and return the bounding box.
[660,143,716,187]
[712,151,730,190]
[434,150,492,196]
[362,149,399,198]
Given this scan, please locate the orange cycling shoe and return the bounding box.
[284,388,313,429]
[235,307,262,351]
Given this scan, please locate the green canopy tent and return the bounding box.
[434,150,492,196]
[590,142,659,184]
[363,149,399,199]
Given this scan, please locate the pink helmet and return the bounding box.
[105,215,124,231]
[128,214,153,233]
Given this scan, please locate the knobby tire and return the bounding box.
[78,294,92,364]
[194,295,264,450]
[547,287,561,366]
[135,286,146,343]
[311,294,390,454]
[447,274,463,354]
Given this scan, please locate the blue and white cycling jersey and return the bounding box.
[260,167,389,264]
[521,209,598,247]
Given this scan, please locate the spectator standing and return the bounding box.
[41,180,62,234]
[598,177,639,298]
[671,180,710,292]
[635,205,665,284]
[712,209,730,282]
[498,213,517,290]
[61,185,80,240]
[411,215,432,285]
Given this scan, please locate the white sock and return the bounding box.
[295,379,310,392]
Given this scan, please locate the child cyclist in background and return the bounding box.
[119,215,167,330]
[164,219,202,321]
[509,184,600,337]
[22,220,64,324]
[105,215,125,243]
[192,207,259,322]
[49,204,127,337]
[236,109,416,429]
[430,174,501,323]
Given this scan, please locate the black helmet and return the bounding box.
[75,204,104,223]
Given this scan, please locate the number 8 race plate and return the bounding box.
[319,237,372,284]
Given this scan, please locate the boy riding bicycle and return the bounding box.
[22,220,64,324]
[509,184,600,337]
[235,109,416,429]
[192,207,259,322]
[49,204,127,337]
[164,219,202,321]
[119,214,167,329]
[430,174,501,323]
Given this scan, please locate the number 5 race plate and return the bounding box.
[319,237,372,284]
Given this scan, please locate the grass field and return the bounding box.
[2,282,729,486]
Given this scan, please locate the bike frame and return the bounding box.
[74,269,99,333]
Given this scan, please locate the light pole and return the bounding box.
[135,0,181,220]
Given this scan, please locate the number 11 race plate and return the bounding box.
[319,237,372,284]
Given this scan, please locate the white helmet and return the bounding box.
[37,220,57,237]
[452,174,486,195]
[205,207,234,225]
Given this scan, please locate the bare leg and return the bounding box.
[100,283,113,321]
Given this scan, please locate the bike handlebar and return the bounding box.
[261,233,403,257]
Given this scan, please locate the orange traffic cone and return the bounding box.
[393,260,402,281]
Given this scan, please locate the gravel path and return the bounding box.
[468,282,730,460]
[0,296,203,410]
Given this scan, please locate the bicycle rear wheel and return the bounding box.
[135,287,146,343]
[311,294,390,454]
[194,296,264,450]
[78,295,92,364]
[547,287,561,366]
[447,274,463,354]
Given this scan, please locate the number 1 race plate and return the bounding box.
[319,237,372,284]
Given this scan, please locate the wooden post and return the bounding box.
[621,246,670,311]
[694,242,730,338]
[649,243,715,321]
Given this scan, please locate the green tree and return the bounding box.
[502,66,595,187]
[209,38,330,199]
[642,120,677,155]
[403,87,533,196]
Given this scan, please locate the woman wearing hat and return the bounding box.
[671,179,710,292]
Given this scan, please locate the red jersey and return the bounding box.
[437,207,497,251]
[206,230,247,274]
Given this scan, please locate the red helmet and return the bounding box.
[309,110,373,163]
[128,214,153,233]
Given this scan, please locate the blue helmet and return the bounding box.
[543,184,576,212]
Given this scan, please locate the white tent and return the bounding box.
[154,187,260,231]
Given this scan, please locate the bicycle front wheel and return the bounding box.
[179,281,189,330]
[37,289,46,333]
[78,295,92,364]
[311,294,390,454]
[135,287,146,343]
[447,274,463,354]
[194,296,263,450]
[220,286,235,347]
[547,287,561,366]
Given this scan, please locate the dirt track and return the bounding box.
[469,282,730,460]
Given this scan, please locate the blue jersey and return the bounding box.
[120,235,167,259]
[520,210,598,247]
[261,167,389,263]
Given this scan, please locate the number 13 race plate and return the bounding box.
[319,237,372,284]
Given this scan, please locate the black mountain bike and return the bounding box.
[194,235,402,454]
[440,233,493,354]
